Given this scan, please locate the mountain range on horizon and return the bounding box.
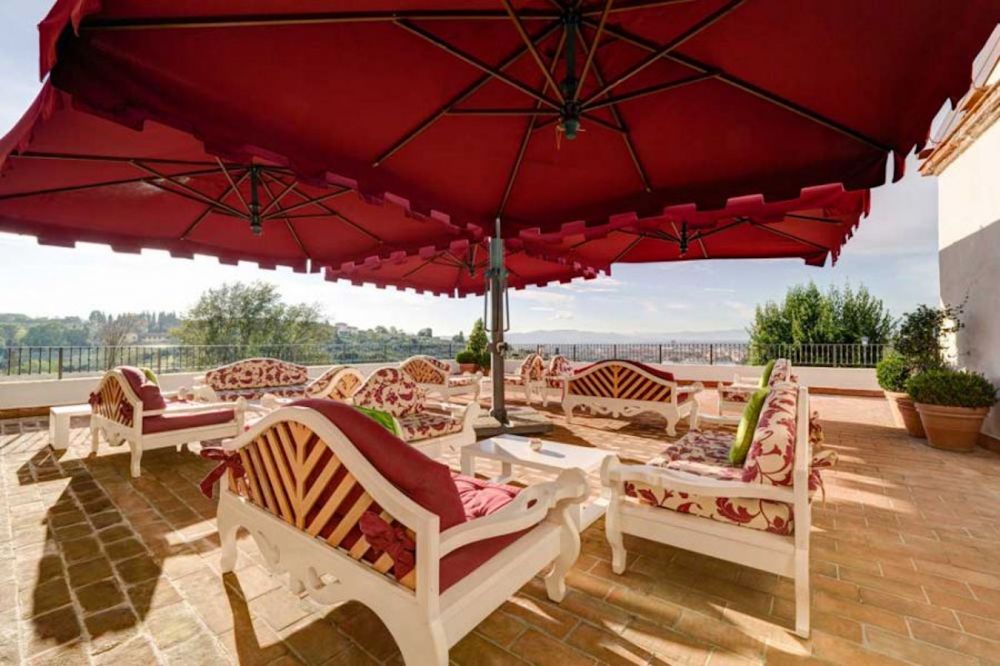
[505,328,748,344]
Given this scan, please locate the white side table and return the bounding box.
[460,435,612,529]
[49,403,92,450]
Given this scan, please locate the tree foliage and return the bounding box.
[894,303,963,373]
[748,282,894,363]
[463,318,490,367]
[171,282,330,350]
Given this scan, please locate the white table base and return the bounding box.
[49,404,92,450]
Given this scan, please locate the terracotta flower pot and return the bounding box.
[914,403,990,452]
[889,392,925,438]
[458,363,478,375]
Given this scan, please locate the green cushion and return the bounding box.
[758,359,776,389]
[730,389,770,466]
[141,367,159,385]
[354,406,401,437]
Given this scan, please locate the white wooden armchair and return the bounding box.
[399,355,481,400]
[503,353,546,403]
[351,367,478,458]
[211,400,588,665]
[538,354,574,406]
[601,385,834,638]
[89,366,244,477]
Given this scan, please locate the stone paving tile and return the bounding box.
[3,393,1000,664]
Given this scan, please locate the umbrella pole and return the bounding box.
[487,218,509,426]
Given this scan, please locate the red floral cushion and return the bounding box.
[204,358,309,391]
[742,386,799,486]
[352,368,426,418]
[397,411,464,443]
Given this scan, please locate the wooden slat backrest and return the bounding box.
[231,419,417,590]
[567,362,673,403]
[90,373,134,426]
[401,356,447,385]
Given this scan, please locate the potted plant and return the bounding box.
[455,350,478,375]
[465,318,490,375]
[876,350,923,436]
[906,369,998,452]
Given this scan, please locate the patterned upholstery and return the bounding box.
[400,355,450,385]
[543,355,573,389]
[446,375,478,387]
[352,368,427,418]
[203,358,310,401]
[504,353,544,386]
[625,386,836,536]
[398,411,464,443]
[567,360,675,402]
[305,365,363,401]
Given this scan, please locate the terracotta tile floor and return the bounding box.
[2,393,1000,665]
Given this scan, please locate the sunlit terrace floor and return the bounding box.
[3,393,1000,665]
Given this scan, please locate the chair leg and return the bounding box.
[218,498,241,574]
[90,427,100,455]
[794,548,811,638]
[388,616,449,666]
[544,513,581,603]
[665,417,677,437]
[128,440,143,478]
[605,503,627,574]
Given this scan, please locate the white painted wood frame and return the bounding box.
[216,406,589,665]
[601,385,813,638]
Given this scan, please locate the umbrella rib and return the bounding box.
[785,212,841,225]
[582,0,745,106]
[395,20,561,111]
[81,9,563,31]
[575,0,614,102]
[691,218,746,240]
[179,169,252,239]
[14,151,224,168]
[611,235,644,263]
[747,220,829,252]
[259,185,351,218]
[575,30,651,191]
[0,167,221,202]
[448,108,561,116]
[130,161,247,217]
[501,0,565,104]
[586,72,715,110]
[497,28,568,220]
[262,173,383,244]
[258,173,300,215]
[215,158,251,213]
[589,20,893,153]
[259,174,311,258]
[372,21,561,166]
[582,0,700,14]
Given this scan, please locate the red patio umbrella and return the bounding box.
[324,236,606,297]
[0,83,479,272]
[22,0,1000,423]
[518,184,871,268]
[38,0,997,232]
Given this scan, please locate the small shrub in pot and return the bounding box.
[906,369,998,451]
[876,350,923,436]
[455,350,478,374]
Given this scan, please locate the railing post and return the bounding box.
[658,344,663,364]
[57,348,64,380]
[156,348,162,374]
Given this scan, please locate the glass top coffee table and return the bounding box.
[460,435,613,530]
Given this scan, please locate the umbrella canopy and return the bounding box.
[38,0,998,234]
[0,84,479,271]
[325,237,606,297]
[518,184,871,268]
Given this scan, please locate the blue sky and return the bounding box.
[0,2,942,337]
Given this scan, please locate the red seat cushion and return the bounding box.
[289,399,467,531]
[120,366,167,412]
[142,408,235,434]
[440,473,529,592]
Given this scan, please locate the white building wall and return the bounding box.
[935,118,1000,439]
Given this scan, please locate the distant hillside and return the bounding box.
[505,329,748,344]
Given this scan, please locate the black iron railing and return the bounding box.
[0,341,886,380]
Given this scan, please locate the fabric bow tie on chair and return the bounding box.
[198,447,246,499]
[359,511,416,578]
